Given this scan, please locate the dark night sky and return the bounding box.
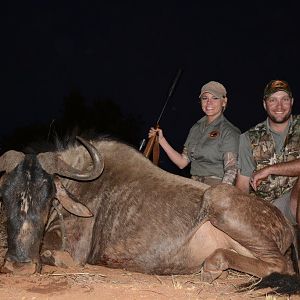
[3,1,300,155]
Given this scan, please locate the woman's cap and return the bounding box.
[264,80,292,98]
[200,81,227,99]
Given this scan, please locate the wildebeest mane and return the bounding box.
[22,128,135,155]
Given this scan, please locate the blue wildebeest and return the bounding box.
[0,136,296,282]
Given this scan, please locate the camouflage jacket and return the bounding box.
[248,115,300,202]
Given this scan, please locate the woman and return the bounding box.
[148,81,240,186]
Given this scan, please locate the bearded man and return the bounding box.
[236,80,300,224]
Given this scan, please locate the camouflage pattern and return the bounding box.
[222,152,238,185]
[248,115,300,202]
[264,79,292,99]
[182,146,190,162]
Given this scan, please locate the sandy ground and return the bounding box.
[0,208,299,300]
[0,265,283,300]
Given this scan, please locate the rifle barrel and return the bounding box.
[156,68,182,125]
[142,68,182,162]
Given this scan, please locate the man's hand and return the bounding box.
[250,166,271,191]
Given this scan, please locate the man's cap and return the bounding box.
[264,80,292,98]
[200,81,227,99]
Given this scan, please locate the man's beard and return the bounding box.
[268,111,292,124]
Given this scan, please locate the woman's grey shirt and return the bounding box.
[184,114,241,178]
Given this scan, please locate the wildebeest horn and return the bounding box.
[0,150,25,173]
[37,136,104,181]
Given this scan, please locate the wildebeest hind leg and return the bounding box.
[202,184,293,282]
[201,249,283,283]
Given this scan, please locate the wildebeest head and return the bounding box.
[0,137,104,274]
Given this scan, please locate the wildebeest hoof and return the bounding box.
[41,250,77,268]
[1,260,37,275]
[201,269,223,283]
[218,270,229,279]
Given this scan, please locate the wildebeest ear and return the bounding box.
[0,150,25,173]
[53,176,93,218]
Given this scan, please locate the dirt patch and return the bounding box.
[0,266,275,300]
[0,207,299,299]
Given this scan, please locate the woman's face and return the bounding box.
[200,92,227,120]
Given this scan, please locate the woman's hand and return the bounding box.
[148,127,164,141]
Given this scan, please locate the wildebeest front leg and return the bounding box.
[201,184,294,282]
[41,249,78,268]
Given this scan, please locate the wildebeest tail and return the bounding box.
[238,273,300,295]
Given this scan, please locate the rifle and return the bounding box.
[142,68,182,165]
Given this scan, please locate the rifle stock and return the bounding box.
[143,125,159,165]
[143,135,155,158]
